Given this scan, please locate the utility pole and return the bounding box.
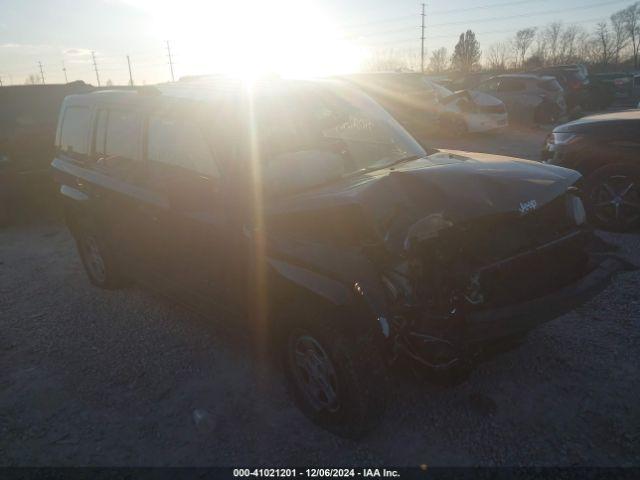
[38,61,45,84]
[126,55,134,86]
[166,41,175,82]
[0,76,3,87]
[420,3,426,73]
[62,60,68,83]
[91,51,101,86]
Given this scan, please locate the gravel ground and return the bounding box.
[1,127,639,466]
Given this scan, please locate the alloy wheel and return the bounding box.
[591,174,640,229]
[289,333,340,413]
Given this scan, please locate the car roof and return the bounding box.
[492,73,554,81]
[61,77,348,108]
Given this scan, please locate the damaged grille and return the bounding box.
[413,194,590,312]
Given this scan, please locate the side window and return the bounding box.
[93,109,108,156]
[105,110,141,162]
[147,116,220,178]
[498,79,526,92]
[58,106,92,159]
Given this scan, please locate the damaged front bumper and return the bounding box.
[396,249,628,369]
[463,255,625,344]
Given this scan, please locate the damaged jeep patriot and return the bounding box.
[52,77,625,438]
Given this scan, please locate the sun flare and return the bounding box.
[135,0,364,80]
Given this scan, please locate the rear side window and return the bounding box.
[58,106,92,158]
[539,79,562,92]
[147,116,220,178]
[104,110,141,161]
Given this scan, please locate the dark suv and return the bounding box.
[541,109,640,231]
[52,78,624,437]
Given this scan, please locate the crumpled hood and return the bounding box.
[265,150,581,251]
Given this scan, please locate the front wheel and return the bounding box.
[280,302,390,438]
[584,164,640,233]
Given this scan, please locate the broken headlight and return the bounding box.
[566,194,586,226]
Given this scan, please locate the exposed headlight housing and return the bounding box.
[566,194,586,226]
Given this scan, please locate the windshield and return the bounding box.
[255,83,426,175]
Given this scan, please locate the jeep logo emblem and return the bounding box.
[519,199,537,215]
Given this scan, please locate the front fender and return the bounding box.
[267,257,394,339]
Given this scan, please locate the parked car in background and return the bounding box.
[592,72,634,99]
[533,66,590,112]
[475,74,566,124]
[341,72,508,136]
[51,77,624,437]
[542,109,640,231]
[434,72,494,92]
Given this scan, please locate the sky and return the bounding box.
[0,0,632,85]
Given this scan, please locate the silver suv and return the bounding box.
[476,74,566,124]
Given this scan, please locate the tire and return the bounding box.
[583,164,640,233]
[279,300,390,438]
[439,114,467,137]
[74,221,127,289]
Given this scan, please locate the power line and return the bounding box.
[421,3,426,73]
[91,51,101,86]
[345,0,628,41]
[127,55,134,86]
[370,15,609,48]
[37,61,45,84]
[166,41,175,82]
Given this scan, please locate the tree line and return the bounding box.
[367,2,640,74]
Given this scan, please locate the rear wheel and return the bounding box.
[280,301,390,438]
[584,164,640,232]
[75,223,127,289]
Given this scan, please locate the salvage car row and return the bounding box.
[49,76,633,438]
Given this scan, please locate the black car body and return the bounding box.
[542,109,640,231]
[533,66,590,112]
[52,78,625,437]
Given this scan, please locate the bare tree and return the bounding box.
[428,47,449,73]
[558,25,581,64]
[594,21,615,67]
[486,42,509,71]
[621,2,640,68]
[543,22,562,65]
[451,30,482,72]
[611,10,630,65]
[365,49,417,72]
[512,27,537,68]
[24,74,39,85]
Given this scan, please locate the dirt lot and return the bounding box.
[1,126,639,466]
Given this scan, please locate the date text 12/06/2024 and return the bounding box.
[232,468,409,477]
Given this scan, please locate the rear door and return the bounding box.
[89,106,159,280]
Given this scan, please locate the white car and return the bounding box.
[430,80,509,134]
[341,72,508,136]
